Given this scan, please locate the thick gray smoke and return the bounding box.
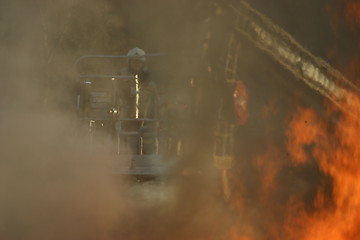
[0,2,125,240]
[0,1,234,240]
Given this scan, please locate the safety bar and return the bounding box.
[119,118,161,122]
[75,53,167,65]
[79,74,136,79]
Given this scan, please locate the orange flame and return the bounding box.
[227,2,360,239]
[343,0,360,31]
[284,91,360,240]
[253,145,283,198]
[228,143,285,240]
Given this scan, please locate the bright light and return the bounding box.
[135,74,139,119]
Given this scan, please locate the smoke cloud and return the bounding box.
[1,0,345,240]
[0,1,234,240]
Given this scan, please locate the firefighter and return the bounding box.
[118,47,159,119]
[117,47,160,154]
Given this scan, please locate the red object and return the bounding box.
[233,80,249,125]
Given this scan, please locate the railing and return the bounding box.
[116,118,180,156]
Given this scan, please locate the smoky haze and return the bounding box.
[0,0,339,239]
[0,2,125,240]
[0,1,234,240]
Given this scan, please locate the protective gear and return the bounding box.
[127,47,146,62]
[118,47,158,119]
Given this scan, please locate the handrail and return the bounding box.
[79,74,135,79]
[75,53,167,65]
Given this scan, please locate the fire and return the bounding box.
[286,107,325,165]
[283,6,360,238]
[253,145,283,198]
[226,2,360,239]
[343,0,360,31]
[284,91,360,240]
[228,143,285,240]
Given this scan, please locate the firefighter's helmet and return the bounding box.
[127,47,146,62]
